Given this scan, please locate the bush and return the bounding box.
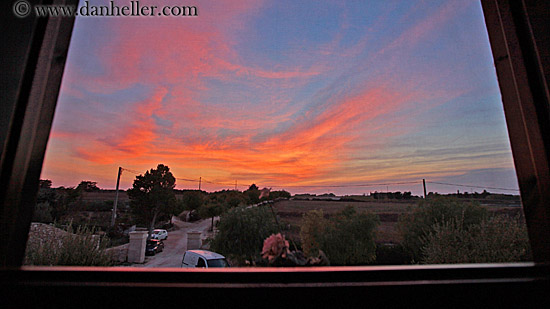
[374,243,409,265]
[420,215,531,264]
[33,202,53,223]
[210,205,279,264]
[398,197,487,262]
[300,206,379,265]
[180,190,204,211]
[299,209,327,257]
[84,201,113,212]
[24,223,115,266]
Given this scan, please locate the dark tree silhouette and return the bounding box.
[127,164,176,240]
[39,179,52,189]
[244,184,260,204]
[76,181,100,192]
[181,190,204,211]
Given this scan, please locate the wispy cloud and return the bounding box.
[42,0,514,194]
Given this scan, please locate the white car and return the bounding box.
[181,250,229,268]
[150,229,168,240]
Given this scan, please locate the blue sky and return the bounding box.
[41,0,519,196]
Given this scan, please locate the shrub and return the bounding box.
[33,202,53,223]
[300,206,379,265]
[210,205,279,264]
[420,215,531,264]
[299,209,327,257]
[24,223,115,266]
[84,201,113,212]
[323,207,379,265]
[398,197,487,262]
[374,243,409,265]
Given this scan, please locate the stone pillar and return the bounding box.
[187,231,202,250]
[128,231,148,263]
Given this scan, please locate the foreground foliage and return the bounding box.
[398,197,487,262]
[420,215,531,264]
[210,205,279,263]
[300,206,379,265]
[261,233,329,266]
[25,224,114,266]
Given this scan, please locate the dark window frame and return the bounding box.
[1,0,549,306]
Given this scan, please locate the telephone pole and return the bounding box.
[423,179,427,199]
[111,167,122,227]
[235,180,237,191]
[198,177,201,191]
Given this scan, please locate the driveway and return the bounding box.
[143,216,216,268]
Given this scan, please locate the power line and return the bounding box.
[175,177,199,182]
[201,178,231,185]
[119,167,518,192]
[266,181,420,188]
[121,167,141,174]
[427,181,519,192]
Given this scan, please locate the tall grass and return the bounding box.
[25,224,115,266]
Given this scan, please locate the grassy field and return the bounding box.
[273,198,523,245]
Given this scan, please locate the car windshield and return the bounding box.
[207,259,229,268]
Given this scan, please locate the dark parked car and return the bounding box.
[145,239,164,256]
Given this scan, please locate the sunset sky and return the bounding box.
[41,0,519,195]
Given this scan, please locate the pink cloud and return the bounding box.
[381,1,471,54]
[44,0,495,191]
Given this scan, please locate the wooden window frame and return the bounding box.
[1,0,549,306]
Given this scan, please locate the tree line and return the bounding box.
[36,164,290,238]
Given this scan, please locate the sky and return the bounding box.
[41,0,520,196]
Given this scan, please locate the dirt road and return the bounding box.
[143,217,215,268]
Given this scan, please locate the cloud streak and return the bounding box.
[42,0,516,195]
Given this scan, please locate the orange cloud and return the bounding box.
[43,0,502,193]
[74,87,167,164]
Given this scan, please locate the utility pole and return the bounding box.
[199,177,201,191]
[423,179,427,199]
[111,167,122,227]
[235,180,237,191]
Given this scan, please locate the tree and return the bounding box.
[76,181,100,192]
[181,190,204,211]
[225,190,246,208]
[39,179,52,189]
[198,202,224,231]
[210,205,279,263]
[127,164,176,240]
[244,184,260,204]
[267,190,291,200]
[34,180,57,223]
[35,183,80,222]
